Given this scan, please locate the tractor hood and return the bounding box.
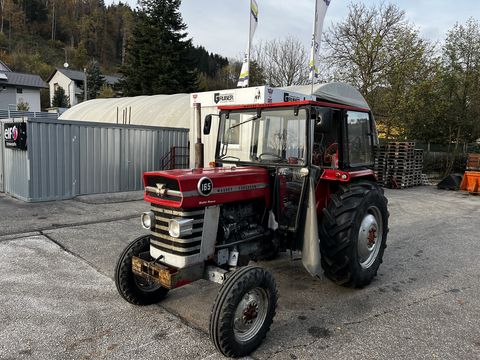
[143,167,270,209]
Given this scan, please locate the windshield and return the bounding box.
[217,108,307,165]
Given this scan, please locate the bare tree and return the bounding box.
[325,3,407,96]
[254,36,309,87]
[325,3,440,140]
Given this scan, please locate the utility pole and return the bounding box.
[84,67,88,102]
[51,0,56,41]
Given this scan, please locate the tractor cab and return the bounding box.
[207,100,378,250]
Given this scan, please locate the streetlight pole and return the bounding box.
[84,67,88,102]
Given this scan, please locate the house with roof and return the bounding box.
[0,61,48,112]
[47,68,120,107]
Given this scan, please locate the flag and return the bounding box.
[238,0,259,88]
[309,0,331,81]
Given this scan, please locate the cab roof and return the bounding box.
[281,83,370,110]
[218,100,370,113]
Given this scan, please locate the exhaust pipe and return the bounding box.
[194,103,204,169]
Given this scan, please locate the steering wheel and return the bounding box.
[288,157,302,165]
[351,137,362,151]
[324,143,338,163]
[258,153,283,161]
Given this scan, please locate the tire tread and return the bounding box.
[320,181,389,288]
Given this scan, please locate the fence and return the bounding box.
[0,109,59,121]
[161,146,190,170]
[0,118,189,202]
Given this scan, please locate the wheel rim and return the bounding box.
[134,275,162,293]
[357,206,383,269]
[233,287,269,343]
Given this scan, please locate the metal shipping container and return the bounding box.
[0,118,189,202]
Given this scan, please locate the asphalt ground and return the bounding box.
[0,186,479,359]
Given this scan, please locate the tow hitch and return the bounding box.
[132,253,204,289]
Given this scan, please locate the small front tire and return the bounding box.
[114,235,169,305]
[209,266,278,358]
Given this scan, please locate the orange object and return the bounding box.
[467,154,480,171]
[460,171,480,194]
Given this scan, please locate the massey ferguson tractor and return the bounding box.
[114,92,389,357]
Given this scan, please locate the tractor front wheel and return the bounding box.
[209,266,278,358]
[319,181,389,287]
[115,235,169,305]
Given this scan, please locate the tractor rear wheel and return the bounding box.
[115,235,169,305]
[319,181,389,287]
[209,266,278,358]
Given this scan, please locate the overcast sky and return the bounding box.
[107,1,479,59]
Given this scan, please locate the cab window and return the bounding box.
[346,111,373,167]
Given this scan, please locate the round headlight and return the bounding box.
[168,218,194,238]
[168,220,181,238]
[141,211,155,229]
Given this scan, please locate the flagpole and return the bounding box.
[238,0,258,88]
[246,1,252,88]
[310,0,318,96]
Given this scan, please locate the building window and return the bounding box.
[16,88,23,94]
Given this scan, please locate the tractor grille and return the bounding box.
[150,204,205,256]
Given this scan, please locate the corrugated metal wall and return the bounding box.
[0,120,30,200]
[0,122,4,192]
[2,118,189,202]
[4,147,30,199]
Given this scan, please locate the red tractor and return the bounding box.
[115,97,388,357]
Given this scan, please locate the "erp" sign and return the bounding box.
[4,122,27,150]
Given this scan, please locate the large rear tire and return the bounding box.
[114,235,169,305]
[209,266,278,358]
[319,181,389,287]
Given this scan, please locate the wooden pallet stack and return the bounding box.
[374,142,425,188]
[467,153,480,171]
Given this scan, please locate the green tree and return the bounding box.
[441,18,480,173]
[52,86,69,107]
[402,62,449,144]
[442,18,480,144]
[98,83,115,98]
[72,41,88,70]
[85,59,105,100]
[120,0,196,95]
[188,45,232,90]
[17,100,29,111]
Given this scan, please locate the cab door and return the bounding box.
[276,166,308,233]
[274,111,310,239]
[344,110,374,168]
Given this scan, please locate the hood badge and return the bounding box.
[198,177,213,197]
[156,183,167,196]
[145,183,167,196]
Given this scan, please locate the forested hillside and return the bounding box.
[0,0,131,78]
[0,0,231,93]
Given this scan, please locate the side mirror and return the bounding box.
[315,109,333,133]
[204,114,212,135]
